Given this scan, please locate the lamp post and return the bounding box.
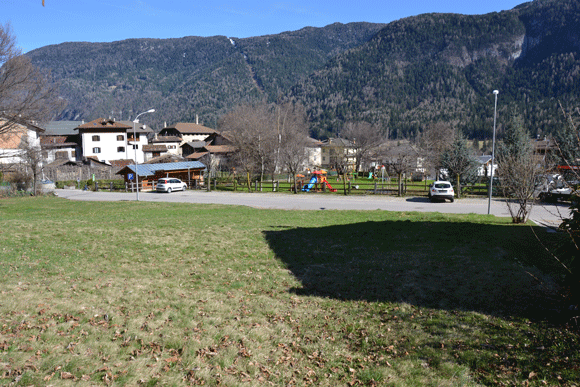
[133,108,155,201]
[487,90,499,215]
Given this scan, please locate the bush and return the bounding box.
[558,194,580,307]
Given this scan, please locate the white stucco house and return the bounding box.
[75,118,153,164]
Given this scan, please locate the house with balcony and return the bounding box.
[145,133,182,161]
[320,138,356,171]
[39,121,83,163]
[158,120,218,155]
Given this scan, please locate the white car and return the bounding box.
[428,181,455,202]
[156,178,187,193]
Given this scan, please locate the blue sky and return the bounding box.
[4,0,528,53]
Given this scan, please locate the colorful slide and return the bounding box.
[302,176,318,192]
[324,180,337,192]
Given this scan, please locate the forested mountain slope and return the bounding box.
[292,0,580,139]
[27,0,580,140]
[27,22,385,130]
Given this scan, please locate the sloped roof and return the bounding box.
[143,144,168,152]
[109,159,135,168]
[476,155,493,165]
[76,118,132,131]
[186,152,209,160]
[40,135,77,148]
[119,121,154,133]
[182,140,207,149]
[170,122,217,135]
[205,145,236,154]
[151,135,181,143]
[44,159,79,168]
[321,138,354,147]
[144,153,186,164]
[306,137,323,147]
[117,161,206,177]
[42,121,84,135]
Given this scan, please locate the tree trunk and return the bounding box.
[456,174,461,199]
[398,172,403,196]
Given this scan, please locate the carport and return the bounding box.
[117,161,206,190]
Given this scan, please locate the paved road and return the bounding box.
[54,189,570,228]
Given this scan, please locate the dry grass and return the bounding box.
[0,196,578,386]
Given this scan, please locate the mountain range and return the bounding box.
[27,0,580,140]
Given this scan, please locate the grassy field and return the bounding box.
[0,196,578,386]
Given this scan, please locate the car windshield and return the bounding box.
[158,179,168,184]
[434,183,451,189]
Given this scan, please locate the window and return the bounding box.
[117,135,124,141]
[168,145,176,149]
[132,144,138,150]
[92,135,100,141]
[117,146,125,152]
[93,147,101,153]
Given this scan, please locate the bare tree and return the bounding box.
[219,101,280,191]
[18,133,43,194]
[342,121,383,173]
[277,102,309,193]
[383,142,418,196]
[220,103,259,191]
[0,22,62,136]
[497,153,542,223]
[496,115,543,223]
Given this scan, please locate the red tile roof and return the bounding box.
[151,135,181,143]
[186,152,209,160]
[171,123,217,135]
[76,118,132,130]
[205,145,236,154]
[109,159,135,168]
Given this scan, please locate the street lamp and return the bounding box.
[133,108,155,201]
[487,90,499,214]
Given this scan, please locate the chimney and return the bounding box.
[196,115,199,125]
[164,121,167,128]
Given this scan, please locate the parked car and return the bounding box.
[156,178,187,193]
[428,181,455,202]
[535,174,575,202]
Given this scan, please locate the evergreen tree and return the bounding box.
[440,134,479,198]
[553,103,580,167]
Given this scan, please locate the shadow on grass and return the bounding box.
[264,219,565,319]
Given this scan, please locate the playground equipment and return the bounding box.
[302,170,337,192]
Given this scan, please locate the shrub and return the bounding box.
[559,194,580,307]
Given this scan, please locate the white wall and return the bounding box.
[81,131,147,163]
